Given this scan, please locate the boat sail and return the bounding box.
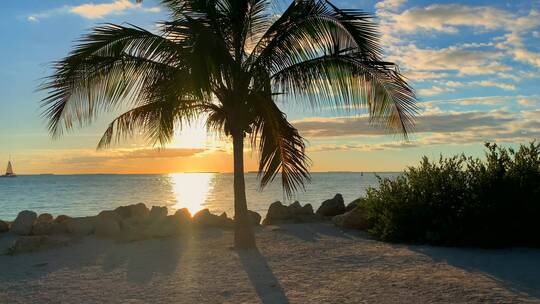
[2,160,16,177]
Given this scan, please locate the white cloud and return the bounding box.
[70,0,160,19]
[27,0,161,21]
[388,44,509,77]
[418,86,454,97]
[443,80,516,91]
[375,0,406,12]
[518,98,538,106]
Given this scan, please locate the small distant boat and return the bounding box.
[1,159,16,177]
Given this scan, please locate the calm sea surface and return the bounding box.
[0,173,398,220]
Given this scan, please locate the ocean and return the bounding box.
[0,172,398,220]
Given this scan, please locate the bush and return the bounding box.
[363,142,540,247]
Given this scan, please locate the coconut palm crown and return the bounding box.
[41,0,417,248]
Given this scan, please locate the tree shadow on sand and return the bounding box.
[275,223,355,242]
[238,248,289,304]
[409,245,540,299]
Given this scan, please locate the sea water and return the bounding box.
[0,172,398,220]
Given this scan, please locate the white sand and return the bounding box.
[0,223,539,303]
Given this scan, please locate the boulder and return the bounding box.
[345,198,364,212]
[95,217,121,238]
[32,221,67,235]
[7,236,68,255]
[149,206,168,221]
[248,210,261,226]
[37,213,54,223]
[54,215,72,223]
[98,210,121,221]
[193,209,233,228]
[316,194,345,217]
[0,220,9,233]
[114,203,149,219]
[66,216,96,236]
[174,208,191,220]
[263,201,292,225]
[333,204,371,230]
[263,201,319,225]
[11,210,37,235]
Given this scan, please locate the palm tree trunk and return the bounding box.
[232,132,257,249]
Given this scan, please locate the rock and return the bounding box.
[0,220,9,233]
[11,210,37,235]
[333,204,371,230]
[248,210,261,226]
[114,203,149,219]
[263,201,292,225]
[32,221,67,235]
[263,201,319,225]
[289,201,302,209]
[193,209,233,228]
[37,213,54,223]
[174,208,191,220]
[98,210,121,221]
[7,236,68,255]
[95,217,121,238]
[66,216,96,236]
[54,215,72,223]
[149,206,168,221]
[316,194,345,217]
[345,198,364,212]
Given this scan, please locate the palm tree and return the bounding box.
[41,0,417,249]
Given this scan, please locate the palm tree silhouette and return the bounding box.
[41,0,417,249]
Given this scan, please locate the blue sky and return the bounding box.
[0,0,539,174]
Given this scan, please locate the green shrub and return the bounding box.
[363,142,540,247]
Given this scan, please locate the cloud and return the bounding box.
[375,0,406,12]
[27,0,161,22]
[70,0,137,19]
[388,4,539,34]
[418,86,454,97]
[388,44,509,77]
[56,147,204,165]
[294,111,519,138]
[301,109,540,152]
[518,98,538,107]
[375,0,540,89]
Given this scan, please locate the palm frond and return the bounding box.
[249,94,311,197]
[40,23,183,137]
[98,98,203,149]
[271,53,417,136]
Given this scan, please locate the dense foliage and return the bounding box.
[363,142,540,247]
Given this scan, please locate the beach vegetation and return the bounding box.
[363,142,540,247]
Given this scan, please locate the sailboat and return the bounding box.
[2,159,16,177]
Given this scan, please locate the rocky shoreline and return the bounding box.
[0,193,370,255]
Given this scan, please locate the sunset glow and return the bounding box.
[171,173,215,214]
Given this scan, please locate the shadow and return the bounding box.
[238,248,289,304]
[102,236,187,284]
[0,234,187,285]
[409,245,540,298]
[275,222,355,242]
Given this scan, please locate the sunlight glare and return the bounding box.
[170,173,214,215]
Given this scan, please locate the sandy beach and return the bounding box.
[1,222,539,303]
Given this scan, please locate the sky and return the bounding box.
[0,0,539,174]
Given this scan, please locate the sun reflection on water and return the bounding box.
[170,173,214,215]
